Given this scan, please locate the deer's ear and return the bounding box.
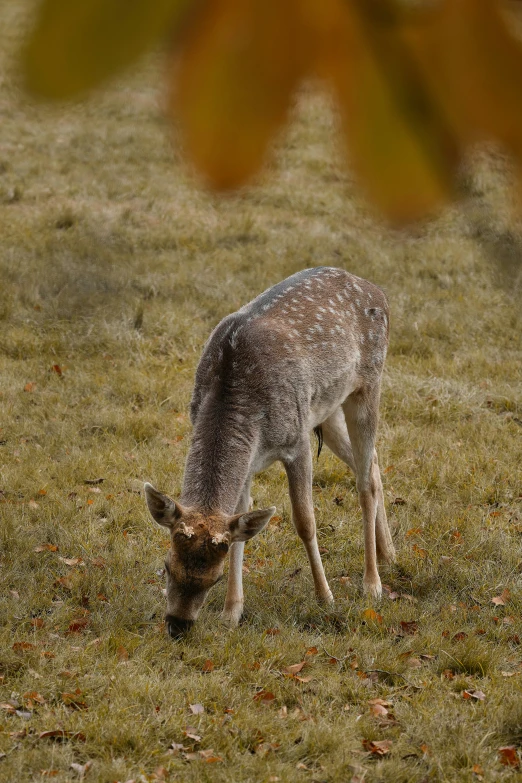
[144,483,184,530]
[229,507,276,543]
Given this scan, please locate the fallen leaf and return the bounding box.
[116,646,129,661]
[183,727,202,742]
[391,497,407,506]
[362,738,393,755]
[294,675,312,683]
[39,730,86,742]
[452,631,468,642]
[462,689,486,701]
[189,703,205,715]
[284,661,306,675]
[406,527,421,537]
[0,703,16,714]
[51,364,62,375]
[67,618,89,633]
[412,544,427,558]
[362,608,382,623]
[202,659,214,673]
[34,544,58,552]
[253,689,275,703]
[13,642,36,652]
[24,382,35,392]
[492,589,510,606]
[31,618,45,629]
[70,761,92,778]
[471,764,484,777]
[84,478,104,485]
[305,646,318,656]
[264,627,280,636]
[58,557,84,567]
[498,745,520,768]
[400,620,418,635]
[24,691,45,704]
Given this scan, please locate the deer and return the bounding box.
[144,266,395,637]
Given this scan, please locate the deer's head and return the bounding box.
[144,483,274,637]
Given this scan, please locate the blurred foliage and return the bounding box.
[23,0,522,224]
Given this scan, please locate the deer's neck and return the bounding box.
[180,392,258,515]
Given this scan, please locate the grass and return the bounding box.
[1,1,522,781]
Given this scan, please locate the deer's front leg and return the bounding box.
[221,480,251,628]
[284,447,333,605]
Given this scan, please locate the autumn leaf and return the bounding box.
[362,608,382,623]
[13,642,36,652]
[498,746,520,768]
[24,382,35,392]
[189,703,205,715]
[67,618,89,633]
[362,738,393,756]
[284,662,306,676]
[31,618,45,629]
[491,589,510,606]
[202,659,214,673]
[34,543,58,552]
[39,730,86,742]
[253,689,275,703]
[175,0,309,190]
[59,556,85,567]
[24,0,193,99]
[462,689,486,701]
[400,620,418,635]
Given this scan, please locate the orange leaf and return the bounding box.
[400,620,419,635]
[253,689,275,703]
[34,544,58,552]
[31,618,44,629]
[498,746,520,768]
[362,608,382,623]
[362,738,393,756]
[175,0,309,190]
[24,382,35,392]
[202,659,214,673]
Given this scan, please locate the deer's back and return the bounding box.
[191,267,388,435]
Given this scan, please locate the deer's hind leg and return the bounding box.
[221,479,251,629]
[322,408,395,567]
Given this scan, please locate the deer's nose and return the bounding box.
[165,615,194,638]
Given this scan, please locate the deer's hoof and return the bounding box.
[221,604,243,629]
[363,576,382,600]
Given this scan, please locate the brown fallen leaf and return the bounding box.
[67,618,89,633]
[59,557,85,567]
[400,620,419,635]
[34,544,58,552]
[362,738,393,755]
[492,589,510,606]
[24,382,35,392]
[0,703,16,714]
[24,691,46,704]
[202,659,214,673]
[253,689,275,703]
[12,642,36,652]
[84,478,104,485]
[264,627,280,636]
[39,730,86,742]
[305,646,318,656]
[31,618,44,629]
[183,727,202,742]
[452,631,468,642]
[294,675,312,683]
[462,689,486,701]
[498,745,520,768]
[284,661,306,676]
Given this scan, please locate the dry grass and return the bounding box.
[1,2,522,781]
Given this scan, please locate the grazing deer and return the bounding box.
[145,267,394,637]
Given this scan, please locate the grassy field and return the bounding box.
[1,2,522,781]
